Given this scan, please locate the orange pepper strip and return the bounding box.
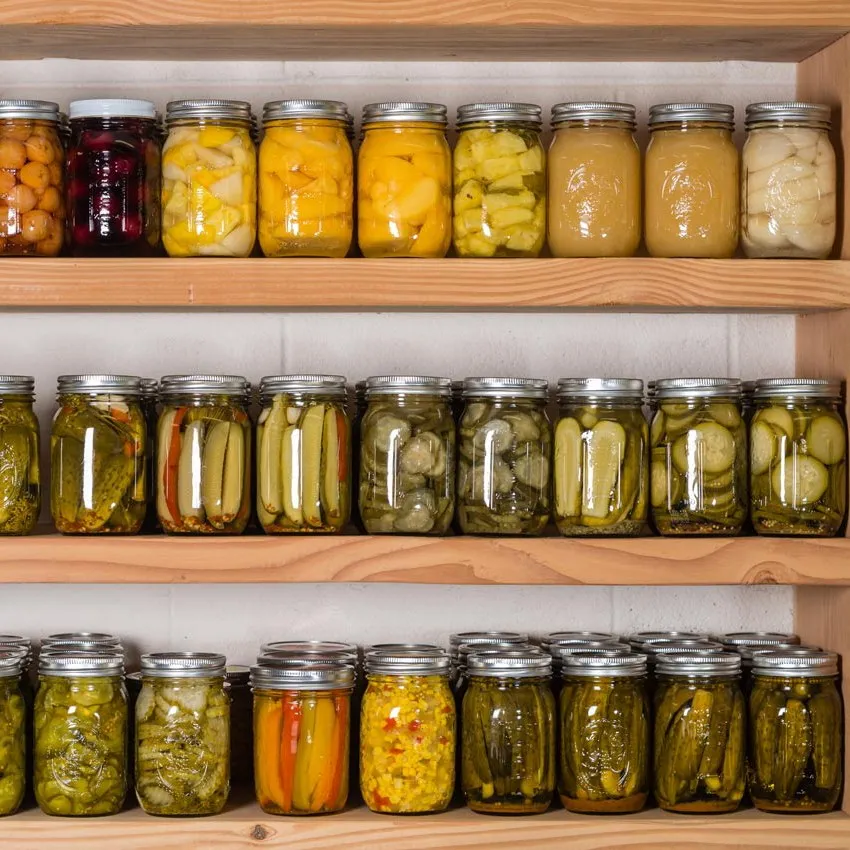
[255,699,285,809]
[109,406,133,424]
[327,694,349,808]
[280,696,302,811]
[163,407,187,524]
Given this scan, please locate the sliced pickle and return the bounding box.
[807,416,846,465]
[554,417,582,518]
[771,456,829,507]
[582,421,625,519]
[750,420,778,476]
[754,406,794,438]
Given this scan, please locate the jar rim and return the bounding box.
[57,375,143,396]
[260,374,347,397]
[551,101,636,128]
[456,102,542,128]
[629,630,710,646]
[0,99,60,122]
[654,378,742,400]
[362,102,447,126]
[0,376,34,396]
[166,99,253,126]
[365,648,450,675]
[717,631,801,648]
[365,375,451,397]
[753,378,842,399]
[0,650,25,678]
[656,652,741,677]
[462,376,548,399]
[450,631,529,648]
[141,652,227,678]
[752,649,838,677]
[561,649,646,677]
[159,374,250,398]
[649,102,734,128]
[251,661,355,690]
[466,648,552,677]
[262,99,350,124]
[39,651,124,677]
[557,377,643,400]
[745,101,831,130]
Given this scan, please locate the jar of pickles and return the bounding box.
[742,102,835,259]
[458,377,551,535]
[547,102,641,258]
[51,375,147,535]
[259,100,353,258]
[650,378,746,535]
[750,379,846,536]
[554,378,647,536]
[67,99,161,256]
[156,375,251,534]
[257,375,351,533]
[645,103,739,258]
[0,377,40,535]
[359,376,455,535]
[718,632,803,695]
[0,650,26,816]
[0,99,65,256]
[452,102,545,258]
[358,103,451,258]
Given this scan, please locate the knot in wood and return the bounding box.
[251,824,270,841]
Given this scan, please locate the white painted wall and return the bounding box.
[0,59,797,663]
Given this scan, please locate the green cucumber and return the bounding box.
[754,406,794,439]
[807,415,846,465]
[673,422,735,476]
[771,455,829,506]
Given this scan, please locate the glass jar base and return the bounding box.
[658,799,740,814]
[467,799,551,815]
[560,792,647,814]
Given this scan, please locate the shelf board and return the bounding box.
[1,258,848,312]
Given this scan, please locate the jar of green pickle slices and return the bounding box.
[554,378,648,536]
[0,650,26,816]
[359,376,455,534]
[0,376,40,535]
[654,653,745,813]
[750,379,846,536]
[748,649,842,813]
[650,378,747,535]
[458,377,551,535]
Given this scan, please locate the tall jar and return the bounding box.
[257,375,351,533]
[156,375,251,534]
[748,650,842,813]
[34,652,127,817]
[0,650,26,816]
[259,99,353,258]
[653,653,745,813]
[650,378,747,535]
[457,377,551,535]
[0,376,40,535]
[645,103,739,258]
[358,102,451,258]
[554,378,648,536]
[0,99,65,256]
[742,102,835,259]
[547,102,641,258]
[359,376,455,535]
[67,99,160,256]
[51,375,146,534]
[452,102,545,258]
[135,653,229,816]
[161,99,256,258]
[750,378,846,536]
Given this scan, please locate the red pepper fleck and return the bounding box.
[383,717,397,732]
[439,736,448,745]
[415,736,424,745]
[442,705,452,714]
[389,747,405,755]
[373,791,391,809]
[408,720,422,732]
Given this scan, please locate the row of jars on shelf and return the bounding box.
[0,97,836,260]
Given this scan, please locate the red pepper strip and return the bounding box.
[326,694,348,807]
[109,406,132,424]
[280,697,302,811]
[163,407,187,524]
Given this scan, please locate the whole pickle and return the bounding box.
[0,393,40,535]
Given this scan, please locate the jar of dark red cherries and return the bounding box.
[67,99,161,256]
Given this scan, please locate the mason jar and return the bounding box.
[449,631,529,684]
[717,631,803,694]
[0,376,40,535]
[453,102,545,258]
[51,375,146,534]
[0,650,26,816]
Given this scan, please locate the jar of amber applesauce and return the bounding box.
[547,102,641,258]
[645,103,739,258]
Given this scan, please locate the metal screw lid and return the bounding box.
[159,374,250,398]
[456,102,542,128]
[752,649,838,677]
[0,650,25,678]
[225,665,251,687]
[44,632,121,647]
[556,379,643,401]
[450,631,529,650]
[141,652,227,678]
[0,376,34,396]
[262,99,349,124]
[629,631,710,647]
[467,649,552,678]
[40,643,124,656]
[367,643,446,654]
[745,102,831,130]
[257,652,356,670]
[456,640,533,662]
[365,376,452,398]
[645,640,725,657]
[649,103,735,128]
[562,649,646,677]
[39,651,124,677]
[139,378,158,398]
[752,379,842,399]
[656,652,742,678]
[462,377,548,400]
[654,378,742,400]
[0,99,61,122]
[738,643,816,663]
[260,375,347,399]
[57,375,142,396]
[551,102,637,128]
[365,648,450,676]
[251,661,355,691]
[0,635,30,650]
[69,99,156,120]
[260,640,357,658]
[549,641,628,660]
[166,99,253,126]
[362,102,447,126]
[718,631,801,648]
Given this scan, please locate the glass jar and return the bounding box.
[452,102,545,258]
[645,103,739,258]
[67,99,160,257]
[252,662,354,815]
[361,648,455,813]
[717,632,803,695]
[226,666,253,791]
[34,652,127,817]
[257,375,351,533]
[554,378,647,536]
[750,379,846,536]
[0,99,65,256]
[547,102,640,258]
[650,378,746,535]
[748,650,842,813]
[449,632,529,684]
[51,375,147,534]
[0,377,40,535]
[259,99,353,258]
[135,653,229,816]
[742,102,835,259]
[457,377,551,535]
[0,650,26,816]
[162,99,257,258]
[156,375,251,534]
[359,376,455,535]
[653,653,745,813]
[358,102,451,258]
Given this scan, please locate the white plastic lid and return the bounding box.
[69,99,157,120]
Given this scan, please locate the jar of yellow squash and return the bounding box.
[358,102,451,258]
[259,100,353,258]
[162,99,256,257]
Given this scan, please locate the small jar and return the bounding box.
[453,102,545,258]
[162,99,257,258]
[259,99,354,258]
[0,376,40,535]
[654,653,745,813]
[457,377,551,535]
[226,666,254,791]
[34,652,127,817]
[742,102,835,259]
[645,103,739,258]
[156,375,251,534]
[136,653,229,816]
[717,632,803,695]
[257,375,351,533]
[51,375,147,535]
[67,99,160,256]
[547,102,641,258]
[361,648,455,813]
[554,378,648,536]
[359,376,455,535]
[358,103,451,258]
[0,650,26,816]
[750,379,846,536]
[252,662,354,815]
[650,378,747,535]
[0,99,65,256]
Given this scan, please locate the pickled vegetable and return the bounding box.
[0,395,39,535]
[0,675,25,815]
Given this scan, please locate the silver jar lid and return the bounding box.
[365,376,451,398]
[544,631,620,648]
[462,377,548,400]
[367,643,446,654]
[57,375,142,396]
[450,631,529,650]
[646,640,725,656]
[562,649,646,677]
[0,99,60,122]
[257,652,355,670]
[456,103,542,128]
[745,102,831,130]
[656,652,741,678]
[752,649,838,678]
[0,376,34,396]
[551,102,636,128]
[456,640,533,661]
[262,99,349,124]
[0,650,25,678]
[649,103,734,128]
[549,644,626,663]
[251,662,355,691]
[752,378,842,399]
[654,378,742,400]
[362,102,447,126]
[40,643,124,656]
[739,643,815,664]
[39,651,124,677]
[45,632,121,647]
[718,631,801,648]
[260,375,347,398]
[141,652,227,678]
[467,649,551,678]
[139,378,158,398]
[557,378,643,401]
[159,374,250,398]
[260,640,358,660]
[629,630,710,647]
[0,635,30,650]
[166,99,253,126]
[365,648,450,676]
